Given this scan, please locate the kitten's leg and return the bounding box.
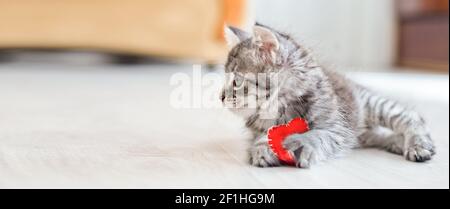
[362,91,436,162]
[249,135,281,168]
[283,128,356,168]
[358,128,404,155]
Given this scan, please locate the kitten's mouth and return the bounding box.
[222,98,250,109]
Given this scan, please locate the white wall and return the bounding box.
[251,0,396,71]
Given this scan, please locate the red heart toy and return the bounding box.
[268,118,310,166]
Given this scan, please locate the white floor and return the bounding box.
[0,60,448,189]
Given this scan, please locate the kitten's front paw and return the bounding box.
[405,135,436,162]
[283,134,317,168]
[249,144,280,168]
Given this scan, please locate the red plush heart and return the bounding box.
[268,118,310,166]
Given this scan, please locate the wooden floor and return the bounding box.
[0,60,448,189]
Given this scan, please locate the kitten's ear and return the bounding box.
[253,26,280,52]
[224,26,251,49]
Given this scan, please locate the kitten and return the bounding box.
[221,24,436,168]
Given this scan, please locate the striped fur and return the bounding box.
[222,24,435,168]
[356,86,436,162]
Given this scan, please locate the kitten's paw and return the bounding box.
[293,144,316,168]
[283,135,316,168]
[405,145,433,162]
[405,135,436,162]
[249,144,280,168]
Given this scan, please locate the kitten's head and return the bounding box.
[221,24,298,118]
[224,24,283,74]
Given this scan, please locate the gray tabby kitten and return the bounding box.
[221,24,436,168]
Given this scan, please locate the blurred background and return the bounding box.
[0,0,448,188]
[0,0,448,72]
[256,0,448,72]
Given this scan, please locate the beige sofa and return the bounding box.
[0,0,250,63]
